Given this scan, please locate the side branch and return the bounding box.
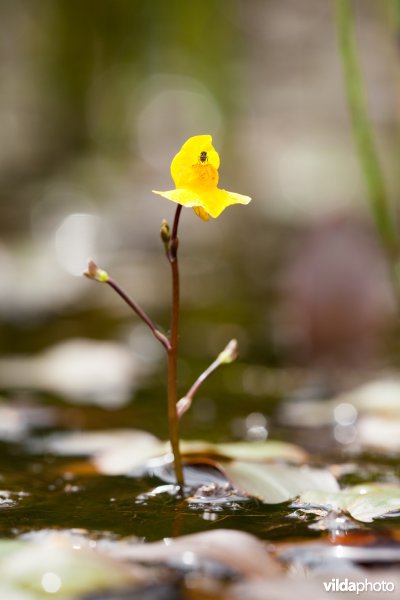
[84,260,171,352]
[107,278,171,351]
[177,339,238,419]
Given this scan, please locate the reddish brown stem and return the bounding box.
[106,278,171,351]
[167,205,184,486]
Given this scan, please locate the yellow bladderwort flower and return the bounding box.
[152,135,251,221]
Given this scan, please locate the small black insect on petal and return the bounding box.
[199,151,208,163]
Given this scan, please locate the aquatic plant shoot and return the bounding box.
[85,135,251,487]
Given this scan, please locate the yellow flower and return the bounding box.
[152,135,251,221]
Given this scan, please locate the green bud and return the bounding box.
[218,339,239,364]
[84,260,109,283]
[160,219,171,244]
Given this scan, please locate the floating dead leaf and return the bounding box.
[39,429,163,458]
[95,437,307,476]
[339,379,400,418]
[103,529,281,581]
[0,531,139,599]
[357,415,400,453]
[280,378,400,431]
[180,440,307,464]
[0,339,148,408]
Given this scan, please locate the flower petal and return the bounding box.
[199,188,252,219]
[179,135,220,170]
[152,188,203,208]
[223,190,252,207]
[153,186,252,220]
[171,135,220,189]
[193,206,210,221]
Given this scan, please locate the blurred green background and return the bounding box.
[0,0,400,442]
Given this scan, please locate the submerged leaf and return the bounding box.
[220,463,339,504]
[297,484,400,523]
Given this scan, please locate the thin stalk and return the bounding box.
[186,358,221,402]
[177,339,238,419]
[335,0,399,256]
[167,205,184,486]
[106,278,171,351]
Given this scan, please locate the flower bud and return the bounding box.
[160,219,171,244]
[218,339,239,364]
[84,260,109,283]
